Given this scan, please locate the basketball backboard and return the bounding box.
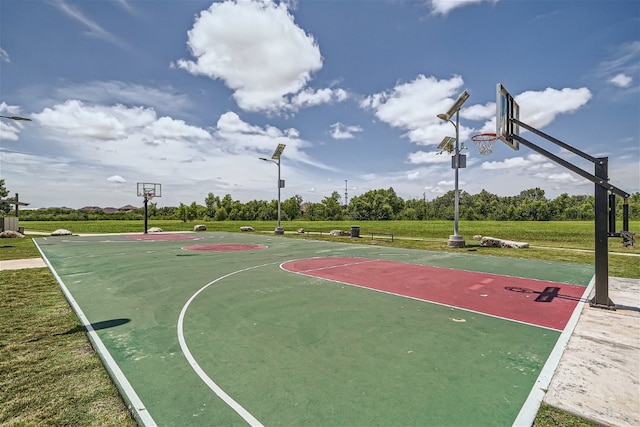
[496,83,520,150]
[137,182,162,198]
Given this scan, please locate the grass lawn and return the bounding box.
[4,219,634,425]
[0,268,136,426]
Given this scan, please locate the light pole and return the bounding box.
[260,143,286,235]
[437,90,469,248]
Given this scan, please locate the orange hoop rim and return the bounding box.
[471,132,498,142]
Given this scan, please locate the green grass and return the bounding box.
[533,403,601,426]
[0,268,136,426]
[5,219,636,426]
[0,233,43,260]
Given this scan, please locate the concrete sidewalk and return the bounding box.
[543,276,640,426]
[2,256,638,426]
[0,257,47,270]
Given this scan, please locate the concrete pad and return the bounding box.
[544,277,640,426]
[0,258,47,271]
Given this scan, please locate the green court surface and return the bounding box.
[34,232,594,426]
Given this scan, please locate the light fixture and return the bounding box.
[436,91,469,122]
[260,144,286,234]
[437,91,470,248]
[0,115,32,121]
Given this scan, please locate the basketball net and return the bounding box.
[145,191,155,200]
[471,133,498,155]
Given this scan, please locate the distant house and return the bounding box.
[102,207,119,214]
[119,205,137,212]
[80,206,102,212]
[38,206,74,211]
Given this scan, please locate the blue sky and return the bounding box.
[1,0,638,209]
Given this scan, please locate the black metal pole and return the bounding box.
[144,197,148,234]
[609,193,616,235]
[623,199,629,232]
[590,158,614,309]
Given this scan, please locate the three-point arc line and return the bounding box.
[177,256,587,426]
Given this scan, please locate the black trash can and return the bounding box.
[350,226,360,238]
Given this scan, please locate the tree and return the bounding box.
[322,191,343,220]
[178,203,187,222]
[0,179,9,214]
[348,187,404,220]
[204,192,219,218]
[282,195,303,220]
[214,206,228,221]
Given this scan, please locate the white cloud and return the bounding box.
[407,170,421,180]
[476,86,592,134]
[360,75,476,146]
[0,47,10,63]
[430,0,498,16]
[544,172,579,184]
[107,175,126,183]
[461,102,494,121]
[174,0,329,114]
[407,150,451,164]
[51,1,129,50]
[0,102,29,141]
[481,154,549,170]
[291,88,348,110]
[609,73,633,88]
[596,41,640,91]
[34,100,160,141]
[329,122,362,140]
[516,87,592,128]
[53,81,192,114]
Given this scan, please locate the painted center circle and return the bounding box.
[183,243,267,252]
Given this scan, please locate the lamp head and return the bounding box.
[437,90,470,121]
[0,115,32,121]
[271,143,286,159]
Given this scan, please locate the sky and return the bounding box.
[1,0,638,209]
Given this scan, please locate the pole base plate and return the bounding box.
[447,235,466,248]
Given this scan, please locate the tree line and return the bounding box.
[12,183,640,222]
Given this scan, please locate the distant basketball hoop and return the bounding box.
[137,182,162,234]
[471,133,498,155]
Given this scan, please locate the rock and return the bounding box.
[194,224,207,231]
[330,229,349,236]
[240,226,254,232]
[147,227,163,233]
[473,234,483,240]
[51,229,73,236]
[0,230,24,238]
[297,228,305,234]
[480,236,529,249]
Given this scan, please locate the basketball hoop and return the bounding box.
[471,133,498,155]
[145,191,155,200]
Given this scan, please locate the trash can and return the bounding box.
[350,226,360,238]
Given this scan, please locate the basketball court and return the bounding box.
[30,83,634,426]
[34,231,594,426]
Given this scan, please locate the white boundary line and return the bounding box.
[33,240,158,427]
[177,263,279,427]
[511,274,596,427]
